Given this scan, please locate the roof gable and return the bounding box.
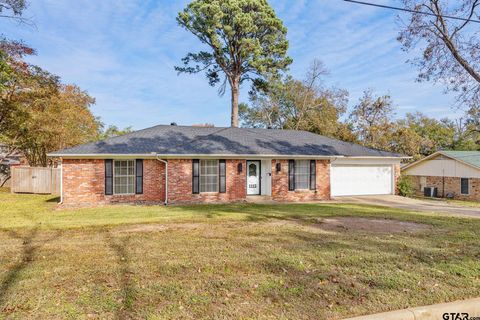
[402,151,480,172]
[440,151,480,169]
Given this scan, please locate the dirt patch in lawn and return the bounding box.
[115,223,203,233]
[114,217,430,235]
[317,217,431,234]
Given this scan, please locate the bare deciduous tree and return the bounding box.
[349,90,395,150]
[0,0,31,24]
[240,59,353,141]
[398,0,480,108]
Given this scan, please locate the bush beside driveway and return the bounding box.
[1,189,479,319]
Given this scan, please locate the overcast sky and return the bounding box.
[1,0,461,129]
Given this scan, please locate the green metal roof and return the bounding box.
[441,151,480,169]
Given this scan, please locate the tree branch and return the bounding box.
[451,0,480,37]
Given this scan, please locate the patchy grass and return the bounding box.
[1,190,480,319]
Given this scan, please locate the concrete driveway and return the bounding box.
[336,195,480,218]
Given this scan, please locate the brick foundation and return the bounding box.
[409,175,480,201]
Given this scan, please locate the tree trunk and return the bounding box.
[230,79,239,128]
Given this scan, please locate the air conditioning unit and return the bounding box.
[424,187,438,198]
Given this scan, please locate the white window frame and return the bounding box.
[200,159,219,193]
[295,160,310,190]
[460,178,470,195]
[113,159,135,195]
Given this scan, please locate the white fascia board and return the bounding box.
[344,156,410,159]
[48,154,407,160]
[47,153,157,159]
[48,153,347,160]
[159,154,346,159]
[332,157,402,165]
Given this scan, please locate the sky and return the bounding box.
[0,0,463,130]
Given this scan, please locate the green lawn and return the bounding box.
[1,189,479,319]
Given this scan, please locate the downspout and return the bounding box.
[329,157,338,199]
[156,156,168,205]
[442,168,445,198]
[59,159,63,204]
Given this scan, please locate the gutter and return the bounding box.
[59,162,63,204]
[47,153,348,159]
[155,156,168,205]
[47,153,410,160]
[345,156,412,159]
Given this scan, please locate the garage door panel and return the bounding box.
[331,165,393,196]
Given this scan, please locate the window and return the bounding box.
[200,159,218,192]
[248,163,257,177]
[295,160,310,189]
[114,160,135,194]
[461,178,469,195]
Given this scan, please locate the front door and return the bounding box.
[246,160,260,195]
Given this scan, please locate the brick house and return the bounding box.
[402,151,480,201]
[48,124,404,207]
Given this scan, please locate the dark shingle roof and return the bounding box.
[48,125,402,157]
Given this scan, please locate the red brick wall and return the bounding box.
[167,159,246,204]
[271,159,330,201]
[62,158,333,206]
[62,159,104,205]
[394,164,401,195]
[409,175,480,201]
[62,159,165,207]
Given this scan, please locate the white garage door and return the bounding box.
[331,165,393,197]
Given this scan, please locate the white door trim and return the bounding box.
[261,159,272,196]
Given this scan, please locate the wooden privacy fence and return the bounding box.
[11,167,61,195]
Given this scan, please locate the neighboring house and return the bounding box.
[48,124,405,207]
[0,144,22,187]
[402,151,480,201]
[0,144,22,166]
